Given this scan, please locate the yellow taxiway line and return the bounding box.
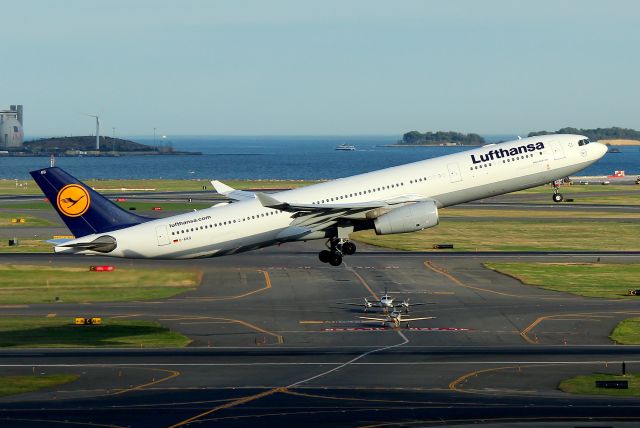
[169,387,288,428]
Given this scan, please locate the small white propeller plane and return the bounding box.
[341,289,426,313]
[359,310,435,328]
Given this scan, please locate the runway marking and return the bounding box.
[109,367,180,396]
[322,327,471,332]
[299,320,324,324]
[168,387,287,428]
[2,361,639,368]
[286,330,409,388]
[425,260,526,297]
[160,315,284,344]
[0,417,124,428]
[344,262,379,301]
[361,416,640,428]
[424,260,587,300]
[449,363,560,395]
[178,270,272,301]
[46,313,56,318]
[520,311,640,344]
[178,321,233,325]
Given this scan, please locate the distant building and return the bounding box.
[0,105,24,149]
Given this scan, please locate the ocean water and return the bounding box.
[0,135,636,180]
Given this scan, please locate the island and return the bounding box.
[528,127,640,146]
[1,136,200,156]
[395,131,486,146]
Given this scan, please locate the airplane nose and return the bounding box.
[593,142,608,158]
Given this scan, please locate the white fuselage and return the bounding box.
[57,134,607,259]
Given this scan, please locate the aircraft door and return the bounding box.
[156,226,170,246]
[447,163,462,183]
[552,142,566,160]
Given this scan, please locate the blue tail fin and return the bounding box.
[30,167,150,237]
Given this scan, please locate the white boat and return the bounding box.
[335,143,356,151]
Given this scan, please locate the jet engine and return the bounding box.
[374,200,439,235]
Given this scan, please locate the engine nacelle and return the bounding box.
[374,200,439,235]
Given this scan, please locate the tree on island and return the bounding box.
[400,131,485,145]
[528,127,640,141]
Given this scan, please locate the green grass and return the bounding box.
[442,208,640,219]
[352,219,640,252]
[0,239,53,253]
[114,201,211,211]
[0,178,318,195]
[0,200,212,211]
[0,374,79,397]
[484,262,640,299]
[611,318,640,344]
[559,373,640,397]
[0,212,53,226]
[0,264,200,304]
[0,317,191,348]
[514,184,635,194]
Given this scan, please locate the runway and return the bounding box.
[1,243,640,426]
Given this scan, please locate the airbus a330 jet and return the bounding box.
[31,134,607,265]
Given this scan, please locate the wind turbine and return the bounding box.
[87,114,100,150]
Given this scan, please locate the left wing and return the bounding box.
[256,192,428,213]
[211,180,256,202]
[256,192,433,239]
[358,316,389,322]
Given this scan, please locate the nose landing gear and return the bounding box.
[318,238,357,266]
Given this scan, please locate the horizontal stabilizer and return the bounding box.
[46,238,73,245]
[58,235,117,253]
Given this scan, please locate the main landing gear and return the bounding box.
[319,238,356,266]
[552,180,564,203]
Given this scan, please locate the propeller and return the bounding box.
[401,298,411,313]
[363,297,373,312]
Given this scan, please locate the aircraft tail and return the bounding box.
[30,167,151,238]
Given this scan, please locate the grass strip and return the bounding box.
[0,317,191,348]
[559,373,640,397]
[0,213,53,226]
[0,264,200,304]
[352,219,640,252]
[0,239,53,253]
[0,178,319,195]
[484,262,640,299]
[0,374,79,397]
[611,318,640,344]
[442,208,640,219]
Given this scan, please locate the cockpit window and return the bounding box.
[578,139,590,146]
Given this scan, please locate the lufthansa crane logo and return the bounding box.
[57,184,91,217]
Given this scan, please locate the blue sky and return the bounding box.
[3,0,639,136]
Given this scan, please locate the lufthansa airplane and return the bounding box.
[31,134,607,266]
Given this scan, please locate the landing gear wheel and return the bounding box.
[319,250,331,263]
[342,241,356,255]
[552,193,563,203]
[329,252,343,266]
